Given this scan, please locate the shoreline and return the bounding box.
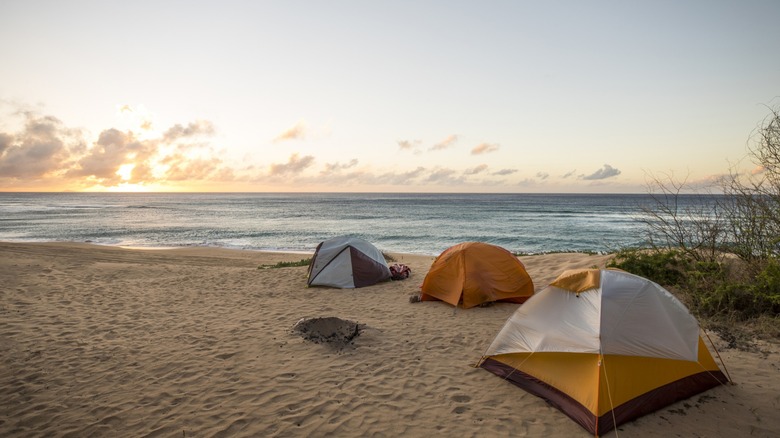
[0,192,681,255]
[0,238,613,258]
[1,242,778,437]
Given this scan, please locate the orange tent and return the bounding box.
[420,242,534,308]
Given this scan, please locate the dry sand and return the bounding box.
[1,242,778,437]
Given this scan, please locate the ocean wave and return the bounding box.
[0,192,721,255]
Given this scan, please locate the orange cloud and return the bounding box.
[273,122,306,143]
[471,143,499,155]
[0,112,84,179]
[0,106,233,190]
[67,129,154,185]
[2,105,644,192]
[163,155,225,181]
[430,134,458,151]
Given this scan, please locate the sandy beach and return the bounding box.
[1,241,778,437]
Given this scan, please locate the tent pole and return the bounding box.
[600,353,619,437]
[703,329,733,383]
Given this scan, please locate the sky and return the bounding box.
[1,1,778,193]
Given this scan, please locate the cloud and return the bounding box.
[162,155,225,181]
[0,105,236,189]
[163,120,215,143]
[398,166,426,179]
[562,169,577,179]
[517,178,540,187]
[310,163,524,188]
[429,134,458,151]
[269,153,315,176]
[686,173,728,190]
[304,164,435,187]
[464,164,488,175]
[425,167,465,185]
[273,122,306,143]
[397,139,421,151]
[116,104,155,133]
[1,104,636,192]
[581,164,621,180]
[68,128,154,184]
[751,165,766,175]
[322,159,358,174]
[471,142,499,155]
[0,133,11,155]
[376,166,427,185]
[0,112,85,179]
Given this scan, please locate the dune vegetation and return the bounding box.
[610,105,780,342]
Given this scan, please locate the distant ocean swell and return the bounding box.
[0,193,721,255]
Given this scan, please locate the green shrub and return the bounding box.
[607,248,689,286]
[744,258,780,314]
[258,258,311,269]
[680,258,780,320]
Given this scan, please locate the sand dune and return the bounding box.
[1,242,778,437]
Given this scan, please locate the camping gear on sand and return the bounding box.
[389,263,411,280]
[478,268,729,436]
[420,241,534,308]
[307,236,391,288]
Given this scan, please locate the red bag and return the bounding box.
[389,263,411,280]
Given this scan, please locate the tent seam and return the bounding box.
[308,246,351,286]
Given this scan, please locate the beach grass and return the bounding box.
[258,258,311,269]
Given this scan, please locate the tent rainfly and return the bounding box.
[420,241,534,308]
[478,268,729,436]
[307,236,391,289]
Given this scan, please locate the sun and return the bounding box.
[108,163,157,192]
[116,163,135,181]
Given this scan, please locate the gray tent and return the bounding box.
[307,236,391,288]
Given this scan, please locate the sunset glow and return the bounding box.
[116,164,135,181]
[1,1,778,193]
[105,183,151,193]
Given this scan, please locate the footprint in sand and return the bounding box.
[452,406,469,414]
[276,372,296,381]
[451,394,472,414]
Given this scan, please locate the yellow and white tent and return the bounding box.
[478,268,729,436]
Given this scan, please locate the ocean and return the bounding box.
[0,192,719,255]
